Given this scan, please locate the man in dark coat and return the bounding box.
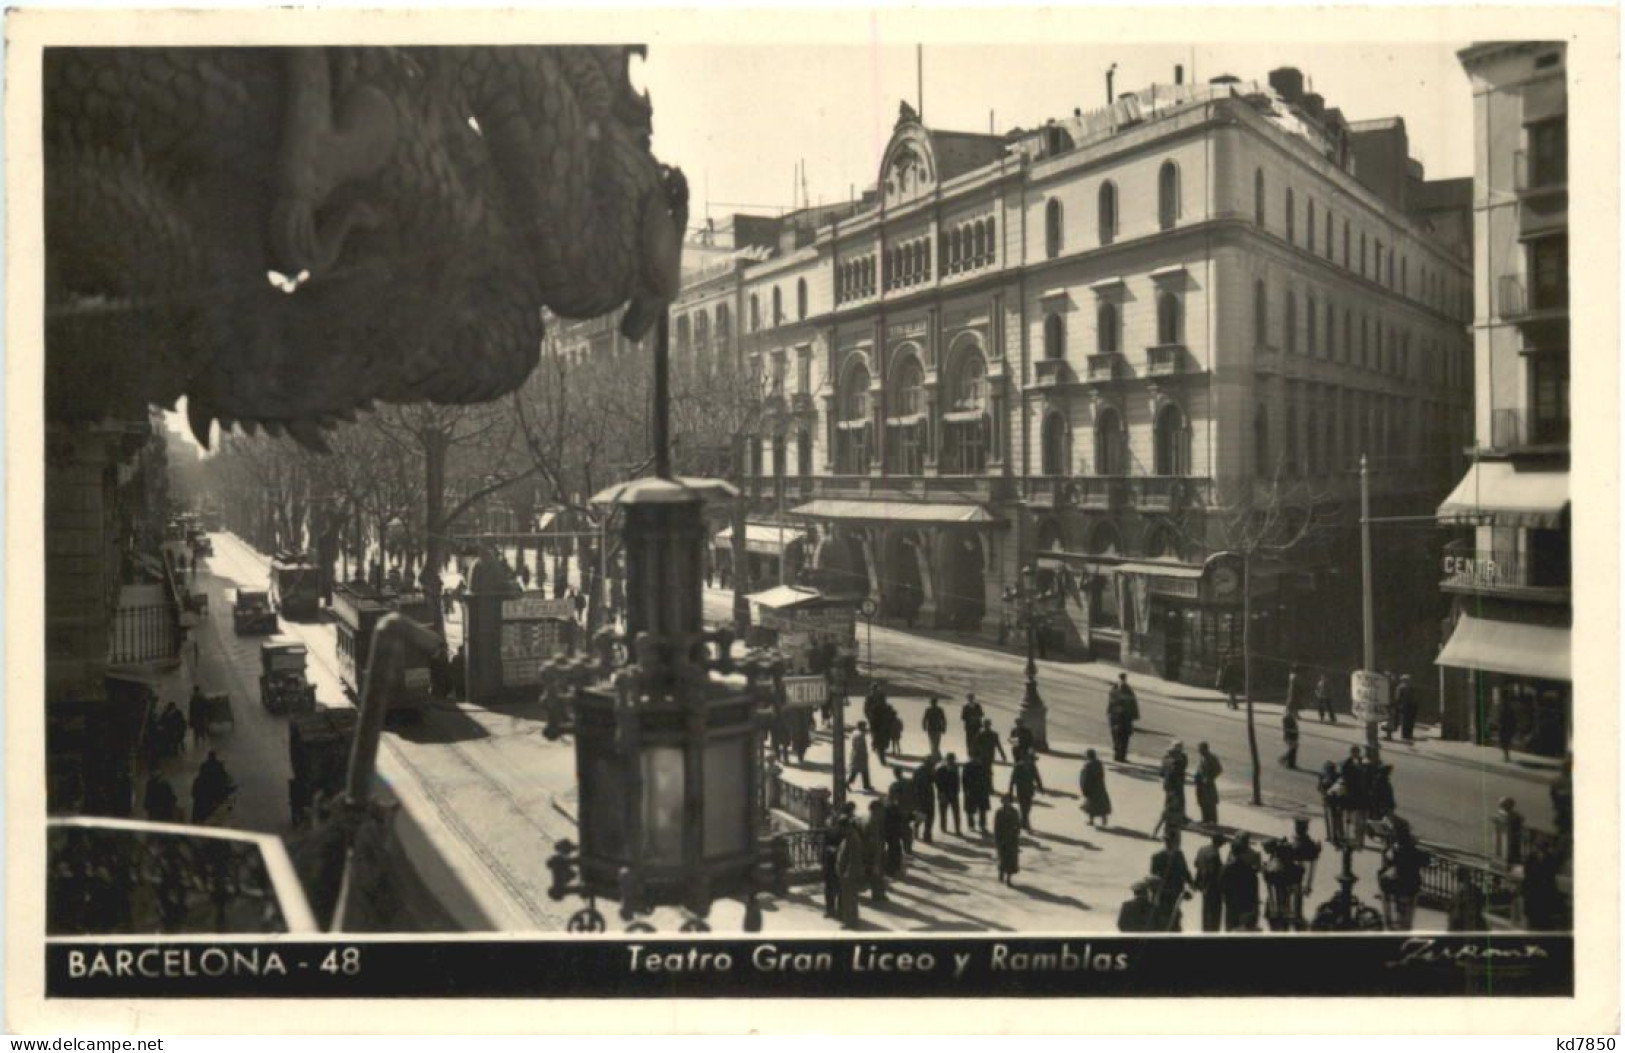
[1008,754,1042,832]
[882,790,910,877]
[922,696,948,758]
[1495,689,1519,761]
[187,685,211,749]
[1217,654,1243,710]
[144,773,178,823]
[1194,742,1222,825]
[1280,705,1300,769]
[847,723,873,792]
[1161,742,1189,813]
[934,753,963,835]
[1285,665,1307,716]
[1193,832,1226,932]
[993,795,1023,884]
[1220,833,1262,931]
[1079,749,1111,826]
[887,768,917,855]
[1117,880,1157,933]
[821,809,848,916]
[1394,675,1418,742]
[973,718,1007,771]
[912,760,937,845]
[1107,675,1137,762]
[1315,674,1337,724]
[1379,819,1429,931]
[1149,828,1194,932]
[835,814,867,929]
[1008,717,1036,763]
[962,758,992,833]
[190,752,234,825]
[960,693,984,755]
[862,800,889,903]
[159,703,188,759]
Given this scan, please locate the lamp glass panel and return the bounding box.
[703,735,750,859]
[640,746,686,865]
[582,748,627,860]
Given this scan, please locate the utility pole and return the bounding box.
[1359,454,1381,758]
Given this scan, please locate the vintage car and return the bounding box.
[260,637,317,714]
[231,588,278,635]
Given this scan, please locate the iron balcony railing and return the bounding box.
[1488,407,1569,451]
[1441,538,1570,594]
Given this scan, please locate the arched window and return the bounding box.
[887,354,925,476]
[1154,403,1190,476]
[750,294,761,332]
[974,222,988,262]
[1158,161,1181,230]
[950,228,962,268]
[772,286,783,326]
[983,218,996,260]
[1094,407,1126,476]
[1098,181,1118,245]
[1088,521,1121,556]
[1284,290,1297,354]
[1045,198,1064,259]
[1146,525,1181,560]
[1043,313,1065,359]
[1254,405,1270,476]
[942,344,989,474]
[797,278,808,320]
[1157,289,1182,346]
[890,355,924,418]
[1307,198,1316,251]
[1285,188,1296,243]
[1254,169,1266,227]
[772,433,787,479]
[1097,301,1119,355]
[1041,412,1068,476]
[1306,296,1318,356]
[1254,280,1269,347]
[715,304,730,349]
[836,362,872,475]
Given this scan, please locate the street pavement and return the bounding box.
[175,533,1468,934]
[699,584,1561,856]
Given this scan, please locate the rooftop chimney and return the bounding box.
[1301,92,1325,119]
[1175,64,1184,85]
[1268,67,1305,103]
[1106,63,1118,105]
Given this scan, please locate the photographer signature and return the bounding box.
[1388,938,1552,968]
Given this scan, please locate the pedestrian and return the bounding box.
[1318,761,1346,847]
[1520,839,1564,930]
[962,757,992,834]
[1220,833,1262,932]
[1107,674,1137,762]
[1079,749,1112,827]
[1008,717,1036,763]
[571,587,587,626]
[1150,828,1194,932]
[881,698,903,760]
[1217,653,1243,710]
[187,685,211,750]
[1193,832,1226,932]
[846,722,872,792]
[993,794,1023,885]
[888,768,917,856]
[1446,867,1488,932]
[912,760,937,845]
[1378,818,1428,931]
[158,703,187,760]
[960,692,984,755]
[1194,742,1222,825]
[143,772,178,823]
[934,753,963,836]
[1495,688,1519,762]
[835,812,867,929]
[1339,747,1370,849]
[922,696,948,758]
[821,809,847,917]
[972,718,1006,770]
[1286,816,1321,925]
[883,787,910,877]
[1008,754,1042,832]
[1394,674,1418,742]
[1494,796,1524,867]
[1314,674,1336,724]
[190,751,235,825]
[1117,879,1158,933]
[1280,705,1300,769]
[863,800,889,903]
[791,710,812,765]
[1151,741,1189,840]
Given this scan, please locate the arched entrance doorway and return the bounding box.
[881,530,926,624]
[813,532,870,599]
[937,530,987,631]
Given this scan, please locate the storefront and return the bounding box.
[1436,611,1571,757]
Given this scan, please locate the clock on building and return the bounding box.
[1211,564,1241,599]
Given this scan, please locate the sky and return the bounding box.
[643,42,1477,229]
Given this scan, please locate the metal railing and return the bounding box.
[1489,407,1569,451]
[769,772,831,829]
[1077,476,1129,509]
[769,828,827,890]
[1441,538,1570,593]
[109,603,180,665]
[1498,273,1567,318]
[1147,343,1186,375]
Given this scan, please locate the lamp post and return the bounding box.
[541,169,782,931]
[1004,564,1049,751]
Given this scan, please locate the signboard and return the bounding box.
[1350,670,1391,724]
[502,595,576,622]
[859,597,878,619]
[759,605,857,640]
[783,675,827,710]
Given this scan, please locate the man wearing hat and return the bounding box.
[1393,674,1419,743]
[1220,832,1262,931]
[1117,879,1157,933]
[1107,673,1138,762]
[847,722,872,792]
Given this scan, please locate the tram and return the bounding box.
[330,582,435,720]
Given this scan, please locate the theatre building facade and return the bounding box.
[564,69,1475,690]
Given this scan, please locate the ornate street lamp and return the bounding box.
[1004,564,1050,751]
[540,197,784,929]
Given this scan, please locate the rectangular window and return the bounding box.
[1306,298,1317,356]
[797,348,812,394]
[1285,292,1297,354]
[1307,200,1316,251]
[1343,220,1351,268]
[1530,352,1570,444]
[1530,235,1568,311]
[1528,118,1568,188]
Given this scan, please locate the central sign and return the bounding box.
[1349,670,1391,723]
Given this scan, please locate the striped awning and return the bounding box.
[1436,613,1571,683]
[1437,462,1568,529]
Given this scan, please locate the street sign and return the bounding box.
[782,675,826,710]
[1350,670,1391,723]
[859,597,878,619]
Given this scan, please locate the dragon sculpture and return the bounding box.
[45,46,687,449]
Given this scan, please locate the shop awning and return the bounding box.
[1037,552,1205,578]
[1435,613,1571,682]
[746,585,827,610]
[1437,462,1569,528]
[715,523,806,556]
[791,499,996,525]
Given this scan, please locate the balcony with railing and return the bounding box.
[1486,406,1569,454]
[1076,476,1129,510]
[1440,538,1570,602]
[1086,353,1124,383]
[817,474,1012,504]
[1498,272,1567,324]
[1033,357,1075,386]
[1147,343,1190,376]
[1133,475,1211,512]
